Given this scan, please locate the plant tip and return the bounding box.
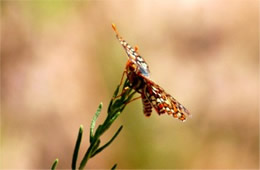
[79,125,83,132]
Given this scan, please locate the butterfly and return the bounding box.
[112,24,191,121]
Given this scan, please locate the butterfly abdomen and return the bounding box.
[141,93,152,117]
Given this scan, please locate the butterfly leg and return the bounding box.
[113,86,130,100]
[113,69,129,99]
[118,70,127,87]
[125,96,142,105]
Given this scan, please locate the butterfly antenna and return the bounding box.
[112,23,122,40]
[112,23,137,62]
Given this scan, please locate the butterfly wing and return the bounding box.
[112,24,150,77]
[142,77,191,121]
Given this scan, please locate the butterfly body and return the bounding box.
[112,24,190,121]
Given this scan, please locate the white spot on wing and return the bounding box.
[177,113,182,118]
[137,57,143,61]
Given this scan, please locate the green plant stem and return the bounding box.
[91,125,123,157]
[52,78,135,170]
[78,79,135,170]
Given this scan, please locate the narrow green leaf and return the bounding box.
[108,85,120,113]
[79,141,95,170]
[94,125,103,138]
[109,112,121,124]
[91,125,123,157]
[72,125,83,170]
[120,89,128,101]
[113,85,120,97]
[122,78,129,88]
[111,163,117,170]
[90,103,103,142]
[51,158,59,170]
[107,99,114,113]
[91,139,100,155]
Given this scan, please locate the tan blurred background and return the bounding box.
[1,0,259,169]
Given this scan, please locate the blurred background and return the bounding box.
[1,0,259,169]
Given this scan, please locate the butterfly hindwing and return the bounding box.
[143,77,190,121]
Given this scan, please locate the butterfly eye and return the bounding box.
[129,63,136,71]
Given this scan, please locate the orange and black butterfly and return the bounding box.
[112,24,191,121]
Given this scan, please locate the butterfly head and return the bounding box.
[126,60,137,73]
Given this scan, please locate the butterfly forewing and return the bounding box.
[112,24,150,77]
[143,78,190,121]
